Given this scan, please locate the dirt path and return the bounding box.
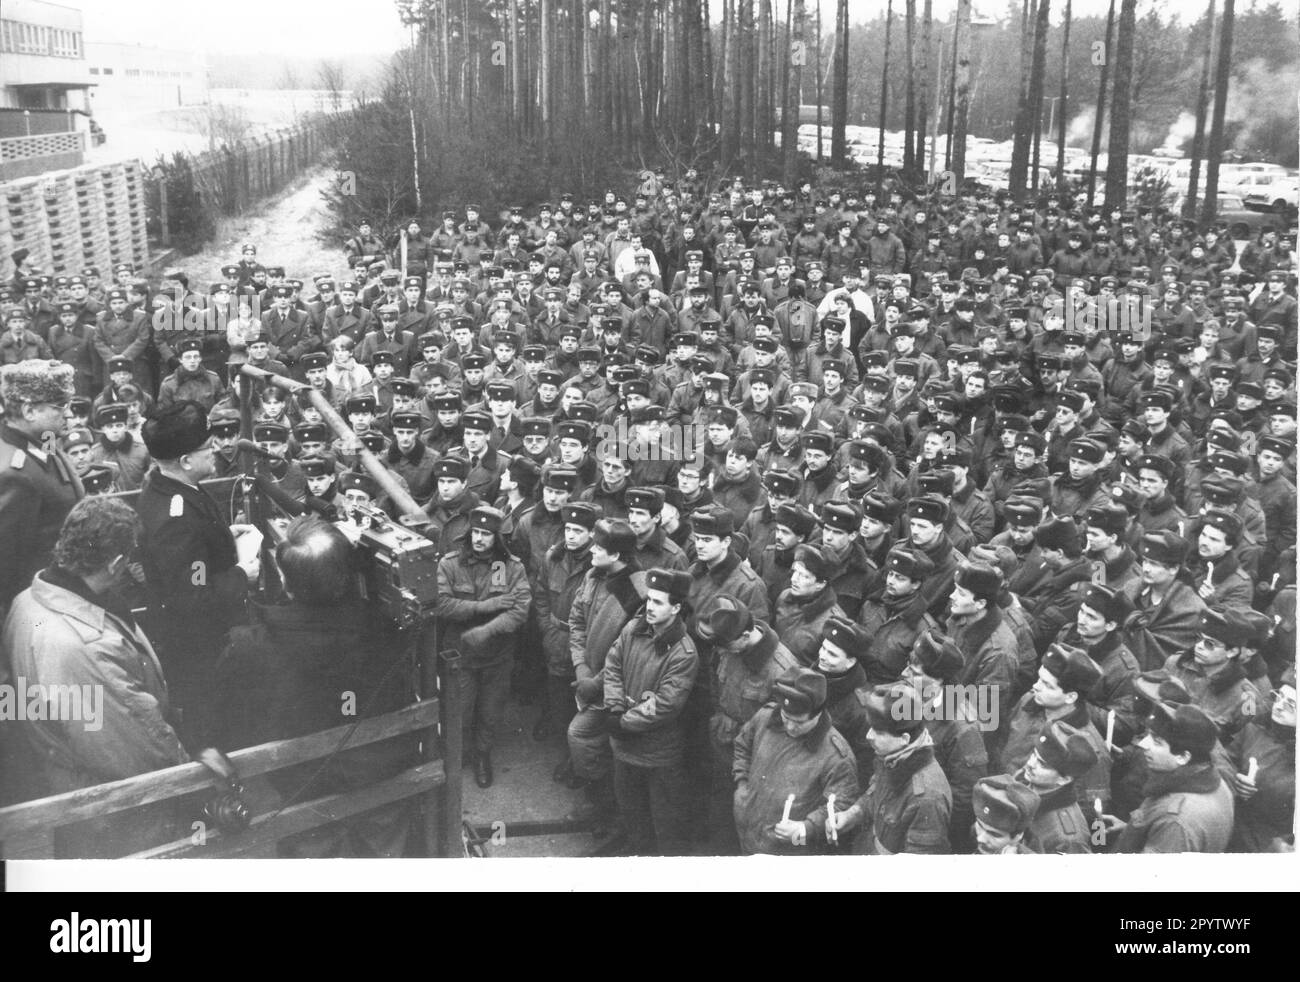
[176,166,347,285]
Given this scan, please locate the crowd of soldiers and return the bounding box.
[0,167,1296,857]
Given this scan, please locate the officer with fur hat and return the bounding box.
[1162,607,1262,738]
[1125,530,1208,671]
[136,400,259,746]
[857,545,940,684]
[566,518,647,820]
[1014,720,1099,854]
[603,566,699,855]
[533,501,597,775]
[817,500,880,619]
[1104,701,1235,853]
[1055,581,1142,742]
[902,629,991,853]
[732,665,859,855]
[1000,642,1111,809]
[1019,516,1094,653]
[971,774,1041,854]
[433,504,531,788]
[773,542,849,667]
[948,560,1021,759]
[906,493,964,619]
[0,360,84,611]
[697,594,799,852]
[831,681,953,854]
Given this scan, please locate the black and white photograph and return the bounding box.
[0,0,1296,904]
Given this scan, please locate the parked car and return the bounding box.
[1237,173,1299,214]
[1172,191,1285,239]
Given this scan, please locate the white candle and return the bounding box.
[1246,757,1259,783]
[1105,710,1115,749]
[781,793,794,823]
[826,793,838,844]
[1094,797,1104,818]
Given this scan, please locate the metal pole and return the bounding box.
[238,365,429,523]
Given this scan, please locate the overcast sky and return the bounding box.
[80,0,409,55]
[75,0,1284,56]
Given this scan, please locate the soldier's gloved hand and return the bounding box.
[573,677,602,704]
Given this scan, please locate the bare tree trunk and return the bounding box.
[831,0,848,164]
[758,0,773,156]
[1025,0,1050,199]
[951,0,971,182]
[1056,0,1071,187]
[722,0,738,164]
[1086,0,1114,205]
[814,0,823,162]
[1103,0,1137,212]
[903,0,916,177]
[877,0,893,196]
[944,14,958,170]
[784,0,805,186]
[740,0,756,175]
[1009,0,1034,196]
[1202,0,1234,224]
[915,0,932,176]
[1186,0,1216,218]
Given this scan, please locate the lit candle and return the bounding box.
[781,793,794,823]
[826,794,838,844]
[1105,710,1115,750]
[1246,757,1259,783]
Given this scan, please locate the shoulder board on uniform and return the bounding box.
[1058,805,1081,836]
[828,728,852,759]
[9,448,24,469]
[170,494,185,517]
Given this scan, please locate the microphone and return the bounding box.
[236,438,285,461]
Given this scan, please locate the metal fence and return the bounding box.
[182,111,350,217]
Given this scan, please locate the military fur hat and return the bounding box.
[0,360,75,409]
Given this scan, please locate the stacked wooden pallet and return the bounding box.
[4,179,55,274]
[74,166,113,274]
[122,161,150,268]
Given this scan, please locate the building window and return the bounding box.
[0,19,84,57]
[126,68,140,78]
[102,67,113,76]
[89,66,99,75]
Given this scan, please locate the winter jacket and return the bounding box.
[604,612,699,767]
[732,704,859,855]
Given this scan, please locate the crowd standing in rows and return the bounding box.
[0,168,1296,856]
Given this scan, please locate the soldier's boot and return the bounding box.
[475,751,494,789]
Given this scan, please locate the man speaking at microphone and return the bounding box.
[137,400,261,748]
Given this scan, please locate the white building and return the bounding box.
[86,42,208,112]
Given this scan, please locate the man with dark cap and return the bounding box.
[686,505,771,634]
[1133,452,1187,536]
[1103,701,1234,853]
[423,456,480,557]
[906,493,964,619]
[1056,581,1142,742]
[1015,720,1099,854]
[386,411,438,505]
[0,360,83,614]
[1019,516,1093,653]
[433,505,531,788]
[136,400,259,746]
[732,665,859,855]
[817,500,879,619]
[813,617,874,787]
[533,502,597,777]
[625,485,689,572]
[757,502,818,605]
[1082,500,1142,593]
[604,566,699,855]
[830,681,953,854]
[948,561,1020,758]
[856,545,940,683]
[1225,664,1295,852]
[741,468,802,566]
[446,409,505,502]
[567,518,646,821]
[971,774,1041,855]
[697,595,799,853]
[1125,531,1207,671]
[998,642,1111,809]
[1185,509,1254,610]
[903,629,991,853]
[773,542,849,667]
[1162,607,1262,738]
